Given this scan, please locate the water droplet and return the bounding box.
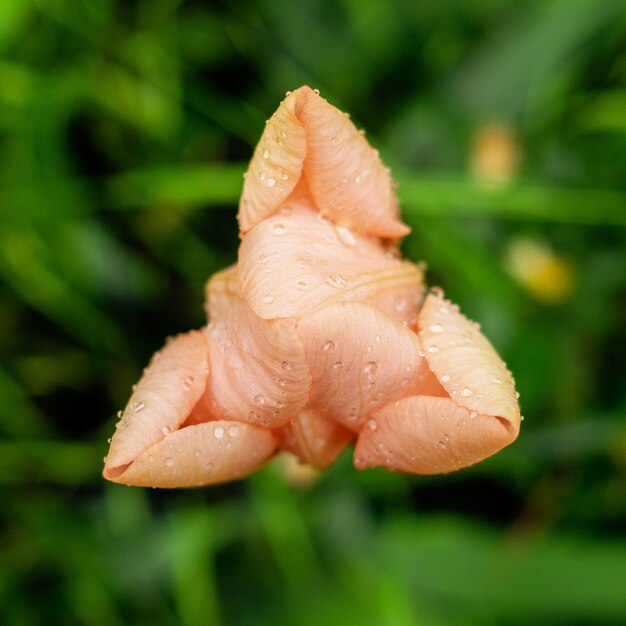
[254,394,265,406]
[520,415,525,421]
[267,178,276,188]
[228,425,239,437]
[281,361,292,371]
[116,419,128,430]
[130,400,144,413]
[161,426,170,435]
[272,223,286,236]
[367,418,378,431]
[297,281,307,290]
[313,88,320,95]
[430,287,445,299]
[401,378,410,386]
[336,226,356,246]
[469,410,477,419]
[364,361,378,375]
[439,306,450,315]
[333,361,343,369]
[116,410,123,418]
[461,387,474,397]
[492,376,502,385]
[262,149,270,159]
[280,130,287,138]
[323,340,335,351]
[213,426,225,439]
[262,294,275,304]
[430,324,444,333]
[164,457,174,467]
[259,254,269,263]
[107,437,111,444]
[148,454,154,463]
[325,275,346,288]
[438,440,446,449]
[440,374,451,383]
[514,391,520,399]
[395,297,407,312]
[428,345,439,353]
[260,171,266,181]
[194,449,201,458]
[181,375,194,391]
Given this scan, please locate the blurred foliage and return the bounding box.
[1,1,625,625]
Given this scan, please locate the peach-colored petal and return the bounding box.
[354,396,517,474]
[106,421,277,487]
[274,409,354,468]
[418,293,521,429]
[238,86,409,239]
[238,91,307,233]
[201,267,310,428]
[238,202,424,324]
[298,86,409,239]
[103,330,209,480]
[297,302,430,431]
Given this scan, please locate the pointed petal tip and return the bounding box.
[103,421,278,488]
[354,396,518,475]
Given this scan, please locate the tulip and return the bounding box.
[103,86,521,487]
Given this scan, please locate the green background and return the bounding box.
[1,1,625,624]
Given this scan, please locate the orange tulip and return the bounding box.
[103,86,521,487]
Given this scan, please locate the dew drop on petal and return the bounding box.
[333,361,343,369]
[492,376,502,385]
[514,391,520,399]
[313,88,320,95]
[364,361,378,375]
[431,287,445,299]
[336,226,356,246]
[164,457,174,467]
[116,410,123,418]
[130,400,144,413]
[194,449,201,458]
[116,419,128,430]
[430,324,444,333]
[428,345,439,354]
[297,281,307,290]
[281,361,292,371]
[180,375,194,391]
[272,223,286,236]
[461,387,474,397]
[262,149,270,159]
[438,440,446,449]
[262,294,275,304]
[267,178,276,188]
[469,410,477,419]
[228,426,239,437]
[161,426,170,436]
[440,374,451,383]
[323,340,335,352]
[367,418,378,431]
[254,394,266,406]
[213,426,225,440]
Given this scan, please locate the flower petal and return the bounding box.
[106,421,277,487]
[298,86,409,239]
[238,86,409,239]
[238,202,424,324]
[297,302,430,431]
[418,293,521,429]
[274,409,354,469]
[201,266,310,428]
[238,90,307,233]
[103,329,209,480]
[354,396,517,474]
